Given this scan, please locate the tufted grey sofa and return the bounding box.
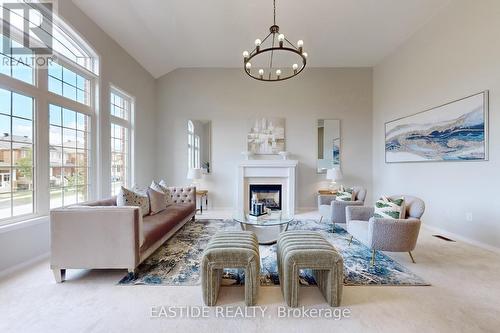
[50,186,196,282]
[346,195,425,265]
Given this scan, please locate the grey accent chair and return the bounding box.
[318,187,367,228]
[345,195,425,265]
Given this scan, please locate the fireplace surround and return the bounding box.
[237,159,298,216]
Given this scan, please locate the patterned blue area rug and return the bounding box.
[118,219,429,286]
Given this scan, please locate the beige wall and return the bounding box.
[156,68,373,209]
[373,0,500,249]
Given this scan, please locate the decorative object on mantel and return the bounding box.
[242,0,307,82]
[247,117,285,154]
[326,168,343,190]
[278,151,289,160]
[385,91,489,163]
[187,168,203,188]
[241,151,254,160]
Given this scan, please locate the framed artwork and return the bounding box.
[385,91,489,163]
[247,117,285,155]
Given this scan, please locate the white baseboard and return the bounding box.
[422,224,500,254]
[0,252,50,280]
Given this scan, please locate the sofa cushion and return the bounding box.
[140,203,195,252]
[151,181,174,207]
[117,186,150,217]
[147,187,167,215]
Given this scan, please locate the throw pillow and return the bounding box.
[374,196,406,219]
[152,181,174,207]
[116,186,150,217]
[335,185,355,202]
[147,187,167,215]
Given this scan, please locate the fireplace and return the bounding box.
[249,184,282,211]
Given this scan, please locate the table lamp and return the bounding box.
[187,168,203,188]
[326,168,342,190]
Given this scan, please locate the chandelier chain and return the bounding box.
[273,0,276,25]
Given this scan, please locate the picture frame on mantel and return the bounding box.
[247,117,285,155]
[385,91,489,163]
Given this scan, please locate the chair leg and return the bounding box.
[348,236,353,246]
[408,251,416,264]
[370,250,376,266]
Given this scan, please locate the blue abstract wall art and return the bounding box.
[385,91,488,163]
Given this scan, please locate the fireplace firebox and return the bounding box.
[249,184,282,211]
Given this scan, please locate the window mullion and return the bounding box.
[36,66,50,216]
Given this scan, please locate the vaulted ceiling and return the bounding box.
[72,0,451,78]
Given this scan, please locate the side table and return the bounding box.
[196,190,209,214]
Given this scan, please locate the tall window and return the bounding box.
[0,89,34,219]
[110,88,133,195]
[0,3,99,225]
[49,105,91,208]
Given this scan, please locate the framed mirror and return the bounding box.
[317,119,340,173]
[187,120,212,174]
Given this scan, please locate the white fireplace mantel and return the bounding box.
[237,160,298,216]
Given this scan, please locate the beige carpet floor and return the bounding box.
[1,210,499,333]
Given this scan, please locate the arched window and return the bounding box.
[0,2,99,224]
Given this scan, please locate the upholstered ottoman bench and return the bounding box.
[201,231,260,306]
[277,231,343,307]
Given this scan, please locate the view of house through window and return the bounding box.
[49,104,91,208]
[0,89,34,219]
[110,88,133,195]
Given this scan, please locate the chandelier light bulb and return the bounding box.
[245,62,252,71]
[292,63,298,73]
[276,69,282,78]
[297,40,304,52]
[278,34,285,47]
[259,69,264,78]
[302,52,308,58]
[243,50,249,59]
[255,38,261,52]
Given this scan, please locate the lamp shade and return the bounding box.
[326,168,343,181]
[187,168,203,180]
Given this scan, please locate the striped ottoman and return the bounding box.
[277,231,343,307]
[201,231,260,306]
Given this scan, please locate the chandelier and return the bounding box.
[242,0,307,82]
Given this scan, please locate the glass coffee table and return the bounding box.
[233,210,294,245]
